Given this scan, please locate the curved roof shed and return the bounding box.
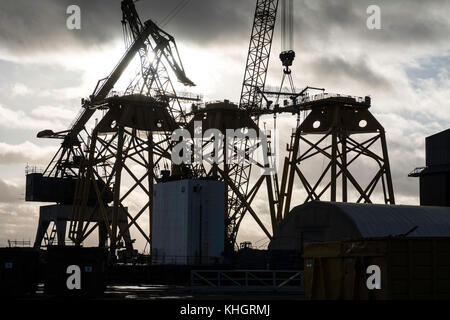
[269,201,450,251]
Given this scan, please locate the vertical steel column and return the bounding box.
[111,127,125,254]
[341,135,348,202]
[223,140,229,246]
[283,129,300,217]
[380,129,395,204]
[277,157,289,220]
[330,130,337,202]
[147,132,154,253]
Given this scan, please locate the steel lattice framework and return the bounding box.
[121,0,194,124]
[31,0,396,256]
[277,96,396,218]
[217,0,280,249]
[35,1,195,255]
[186,102,278,250]
[69,95,177,254]
[239,0,279,110]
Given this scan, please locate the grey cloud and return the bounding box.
[0,203,39,245]
[0,141,57,165]
[0,0,120,52]
[1,0,447,54]
[0,60,83,108]
[0,0,253,53]
[387,140,423,201]
[0,179,23,203]
[295,0,450,49]
[0,151,27,165]
[0,149,31,165]
[309,55,391,89]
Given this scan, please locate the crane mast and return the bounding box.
[239,0,279,111]
[223,0,279,248]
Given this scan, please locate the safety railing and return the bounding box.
[408,166,426,177]
[25,165,44,175]
[298,92,366,105]
[7,240,31,248]
[151,255,222,265]
[190,269,304,292]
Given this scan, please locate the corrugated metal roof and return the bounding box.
[269,202,450,250]
[327,202,450,237]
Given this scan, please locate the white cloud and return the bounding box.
[0,178,23,203]
[0,104,68,131]
[0,202,39,246]
[11,82,32,96]
[31,105,77,121]
[0,141,57,166]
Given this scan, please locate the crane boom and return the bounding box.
[239,0,279,110]
[66,22,155,141]
[121,0,194,125]
[121,0,193,86]
[38,20,161,180]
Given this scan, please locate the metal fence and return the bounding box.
[191,270,304,292]
[151,255,223,265]
[7,240,31,248]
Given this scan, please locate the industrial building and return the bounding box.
[269,201,450,251]
[410,129,450,206]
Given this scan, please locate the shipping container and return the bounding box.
[0,248,40,297]
[44,247,108,297]
[26,173,113,204]
[304,237,450,300]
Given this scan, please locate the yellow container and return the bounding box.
[303,237,450,300]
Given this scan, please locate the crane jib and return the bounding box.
[68,22,155,138]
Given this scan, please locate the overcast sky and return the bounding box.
[0,0,449,250]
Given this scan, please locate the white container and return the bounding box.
[152,179,225,265]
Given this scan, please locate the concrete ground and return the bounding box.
[22,283,305,300]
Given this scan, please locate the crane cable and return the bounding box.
[160,0,192,27]
[281,0,294,52]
